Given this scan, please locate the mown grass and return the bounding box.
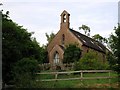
[84,72,118,77]
[36,71,119,88]
[37,78,119,88]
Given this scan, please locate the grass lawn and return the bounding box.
[36,71,119,88]
[37,79,119,88]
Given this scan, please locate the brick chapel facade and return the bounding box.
[47,10,107,68]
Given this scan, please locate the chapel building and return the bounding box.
[47,10,107,69]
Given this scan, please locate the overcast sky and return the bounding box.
[2,0,120,45]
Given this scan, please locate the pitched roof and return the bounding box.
[61,10,70,16]
[70,29,106,53]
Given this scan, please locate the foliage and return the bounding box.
[12,58,39,88]
[30,38,47,64]
[108,24,120,77]
[45,32,55,44]
[108,34,117,53]
[106,52,117,70]
[63,44,81,63]
[74,52,109,70]
[2,11,46,84]
[79,24,90,36]
[92,34,108,44]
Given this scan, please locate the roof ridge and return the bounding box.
[70,28,95,41]
[69,28,104,44]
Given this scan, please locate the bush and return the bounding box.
[74,52,109,70]
[12,58,39,88]
[106,52,117,70]
[63,44,81,63]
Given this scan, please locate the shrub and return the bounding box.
[12,58,39,88]
[63,44,81,63]
[74,51,109,70]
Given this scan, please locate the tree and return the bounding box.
[92,34,108,44]
[12,58,39,88]
[31,38,48,64]
[45,32,55,44]
[63,44,81,63]
[108,24,120,78]
[79,24,90,36]
[108,33,117,53]
[106,52,116,70]
[2,11,46,85]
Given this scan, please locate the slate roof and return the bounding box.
[70,29,106,53]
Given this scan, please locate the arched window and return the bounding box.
[63,14,66,22]
[62,34,65,45]
[53,51,60,64]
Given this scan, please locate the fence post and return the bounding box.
[81,71,83,78]
[53,72,58,88]
[81,71,83,82]
[109,71,110,77]
[109,71,111,85]
[55,73,58,79]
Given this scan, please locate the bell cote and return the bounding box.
[60,10,70,30]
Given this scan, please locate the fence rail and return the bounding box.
[36,70,117,82]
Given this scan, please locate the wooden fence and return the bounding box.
[36,70,117,82]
